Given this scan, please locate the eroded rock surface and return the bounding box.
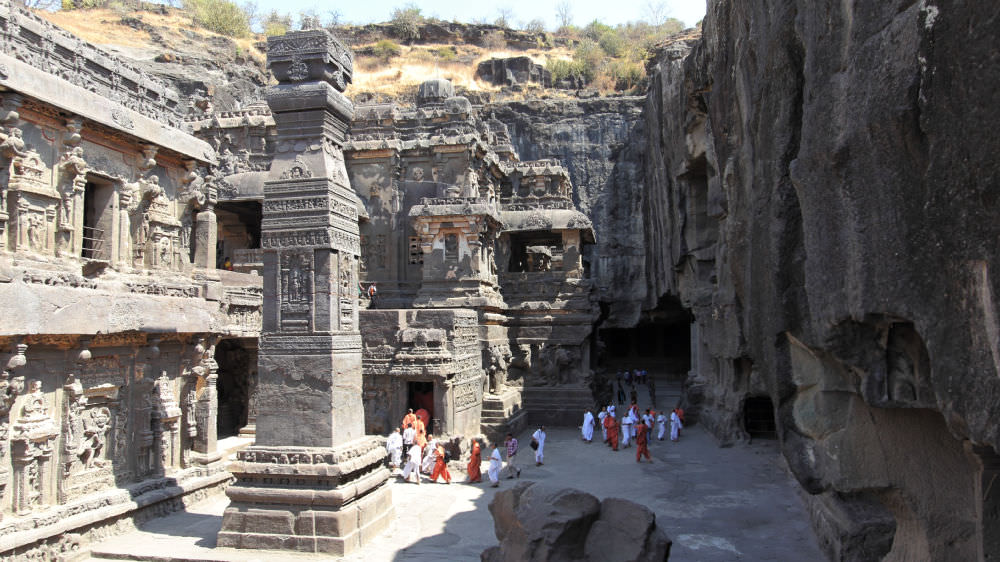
[482,481,670,562]
[643,1,1000,559]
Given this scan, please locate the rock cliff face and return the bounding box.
[644,1,1000,560]
[489,97,647,327]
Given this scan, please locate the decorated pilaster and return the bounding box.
[0,343,27,521]
[217,26,392,555]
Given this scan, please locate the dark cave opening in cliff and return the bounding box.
[977,445,1000,558]
[598,294,692,378]
[743,396,777,439]
[215,338,257,439]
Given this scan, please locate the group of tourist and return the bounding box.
[385,409,548,488]
[582,402,684,462]
[615,368,657,406]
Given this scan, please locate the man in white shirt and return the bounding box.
[399,440,422,485]
[532,426,546,466]
[402,423,416,458]
[386,428,403,468]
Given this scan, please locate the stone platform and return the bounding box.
[216,439,392,556]
[522,385,596,427]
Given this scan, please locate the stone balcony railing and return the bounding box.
[0,0,185,129]
[231,248,263,274]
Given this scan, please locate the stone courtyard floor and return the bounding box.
[89,382,824,561]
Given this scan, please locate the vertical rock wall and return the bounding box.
[644,1,1000,559]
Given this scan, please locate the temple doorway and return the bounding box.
[598,294,691,379]
[408,381,435,434]
[743,396,777,439]
[215,338,257,438]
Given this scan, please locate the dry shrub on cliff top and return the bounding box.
[182,0,250,37]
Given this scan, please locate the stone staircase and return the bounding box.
[521,385,596,427]
[480,388,528,443]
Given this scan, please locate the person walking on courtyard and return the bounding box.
[488,444,502,487]
[421,434,438,474]
[670,409,684,441]
[582,410,595,442]
[532,426,546,466]
[598,408,608,442]
[430,442,452,484]
[617,380,626,404]
[413,416,427,450]
[621,412,633,448]
[636,419,652,463]
[504,433,521,478]
[604,411,619,451]
[402,423,415,458]
[467,439,482,483]
[656,411,667,440]
[399,441,422,485]
[386,428,403,468]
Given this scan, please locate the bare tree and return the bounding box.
[555,1,572,29]
[644,1,669,26]
[496,7,513,28]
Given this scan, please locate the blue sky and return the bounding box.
[258,0,706,30]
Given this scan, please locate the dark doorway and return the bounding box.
[408,381,435,434]
[82,178,114,261]
[744,396,777,439]
[215,338,255,438]
[598,294,691,377]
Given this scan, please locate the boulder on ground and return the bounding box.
[482,481,671,562]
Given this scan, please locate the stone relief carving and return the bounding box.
[10,380,59,515]
[280,155,313,179]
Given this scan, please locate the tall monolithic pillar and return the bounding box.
[216,27,392,555]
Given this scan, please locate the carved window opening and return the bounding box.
[444,233,459,262]
[507,232,560,272]
[408,236,423,265]
[82,176,114,261]
[215,201,262,272]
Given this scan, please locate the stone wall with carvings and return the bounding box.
[360,308,482,437]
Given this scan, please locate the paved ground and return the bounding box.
[90,379,824,561]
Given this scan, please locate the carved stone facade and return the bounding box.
[0,0,260,557]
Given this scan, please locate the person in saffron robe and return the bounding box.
[581,410,595,442]
[467,439,482,483]
[635,420,652,463]
[430,442,452,484]
[401,408,417,432]
[604,411,619,451]
[413,417,427,450]
[670,409,684,441]
[488,444,502,487]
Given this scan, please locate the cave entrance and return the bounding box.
[215,201,262,272]
[744,396,777,439]
[978,445,1000,559]
[215,338,257,439]
[598,294,691,379]
[408,380,435,435]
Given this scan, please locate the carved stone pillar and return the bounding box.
[10,380,58,515]
[0,344,28,522]
[57,116,87,257]
[193,196,217,270]
[151,372,181,475]
[194,339,218,456]
[218,28,393,556]
[1,93,26,254]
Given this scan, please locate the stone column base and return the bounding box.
[216,437,393,556]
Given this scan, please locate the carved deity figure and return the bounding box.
[0,127,28,160]
[27,215,44,251]
[79,407,111,468]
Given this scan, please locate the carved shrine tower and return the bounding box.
[216,28,392,554]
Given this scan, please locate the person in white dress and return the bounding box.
[598,409,608,442]
[386,428,403,468]
[621,414,633,448]
[581,411,595,442]
[488,445,503,487]
[656,411,668,440]
[399,442,422,484]
[670,410,683,441]
[532,426,546,466]
[421,436,438,474]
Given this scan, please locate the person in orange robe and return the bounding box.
[604,413,619,451]
[401,409,417,432]
[430,443,452,483]
[413,417,427,450]
[467,440,482,483]
[635,421,652,463]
